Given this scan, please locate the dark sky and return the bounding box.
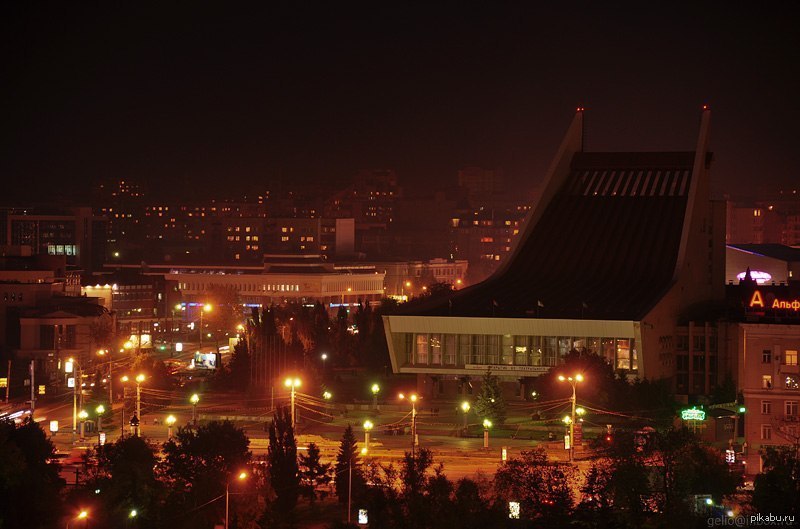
[2,3,799,203]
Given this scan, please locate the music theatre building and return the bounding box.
[383,109,727,398]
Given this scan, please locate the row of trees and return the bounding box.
[3,412,797,529]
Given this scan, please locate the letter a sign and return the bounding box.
[749,290,764,308]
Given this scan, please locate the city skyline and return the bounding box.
[2,4,798,203]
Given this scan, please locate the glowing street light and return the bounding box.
[199,303,213,351]
[320,352,328,377]
[121,373,147,435]
[190,393,200,425]
[363,420,374,453]
[371,383,380,409]
[558,373,584,461]
[95,404,105,432]
[166,414,177,438]
[129,509,138,519]
[284,377,302,429]
[461,401,471,431]
[78,410,89,440]
[483,419,493,449]
[226,471,249,529]
[399,392,419,455]
[322,390,332,400]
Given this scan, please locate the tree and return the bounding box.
[493,448,577,523]
[161,420,252,528]
[474,367,506,425]
[0,418,65,529]
[334,425,365,504]
[92,435,163,526]
[299,442,332,504]
[752,446,800,516]
[267,407,300,516]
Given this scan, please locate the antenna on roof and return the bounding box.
[576,106,586,152]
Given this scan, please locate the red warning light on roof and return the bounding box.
[576,106,585,112]
[702,104,709,110]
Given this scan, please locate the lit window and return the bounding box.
[786,375,799,390]
[785,350,798,366]
[763,375,773,389]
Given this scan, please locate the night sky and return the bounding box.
[2,3,798,203]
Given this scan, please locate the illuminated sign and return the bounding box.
[508,501,521,519]
[681,408,706,421]
[0,377,6,388]
[749,290,800,311]
[737,270,772,284]
[49,420,59,433]
[725,449,735,464]
[358,509,368,524]
[38,385,46,395]
[466,364,550,374]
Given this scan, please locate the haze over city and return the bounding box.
[1,4,799,529]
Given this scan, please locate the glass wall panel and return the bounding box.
[616,338,630,370]
[473,335,487,364]
[430,334,442,365]
[543,337,557,366]
[601,339,615,364]
[558,337,571,357]
[459,334,471,365]
[444,335,457,365]
[415,334,428,365]
[486,335,500,364]
[501,335,514,365]
[631,340,638,371]
[514,336,529,365]
[531,336,543,366]
[587,338,601,355]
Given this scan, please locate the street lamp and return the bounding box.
[483,419,493,449]
[399,392,419,455]
[166,414,176,438]
[322,390,332,400]
[363,420,373,454]
[121,373,147,435]
[78,410,89,440]
[371,383,380,409]
[190,393,200,425]
[226,471,248,529]
[67,509,89,528]
[558,373,584,462]
[95,404,105,433]
[460,401,470,432]
[65,357,84,442]
[284,377,301,429]
[199,303,212,351]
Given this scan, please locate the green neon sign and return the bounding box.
[681,408,706,421]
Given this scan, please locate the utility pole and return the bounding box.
[29,360,35,420]
[347,459,352,525]
[5,360,10,403]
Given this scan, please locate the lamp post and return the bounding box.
[732,406,746,447]
[284,377,301,429]
[78,410,88,440]
[97,349,112,405]
[65,357,83,442]
[371,383,380,410]
[483,419,492,449]
[363,420,373,454]
[166,414,176,439]
[399,392,418,455]
[320,353,328,378]
[226,471,248,529]
[558,373,584,462]
[95,405,105,433]
[461,401,470,433]
[121,373,146,434]
[199,303,212,351]
[190,394,200,425]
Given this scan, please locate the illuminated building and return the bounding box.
[384,108,726,397]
